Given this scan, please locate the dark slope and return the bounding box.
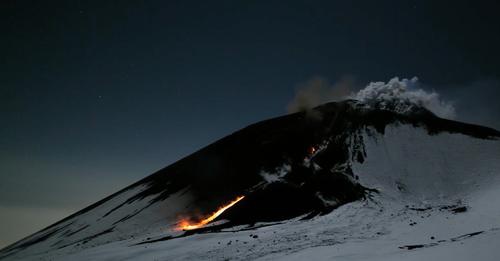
[1,100,499,257]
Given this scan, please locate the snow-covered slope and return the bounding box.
[1,99,499,260]
[287,125,500,261]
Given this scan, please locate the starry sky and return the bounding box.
[1,0,500,248]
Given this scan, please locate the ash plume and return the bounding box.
[287,76,354,114]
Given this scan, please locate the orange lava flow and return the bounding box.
[178,196,245,231]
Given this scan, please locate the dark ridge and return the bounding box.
[450,206,468,214]
[62,225,90,238]
[450,231,483,241]
[0,222,73,256]
[111,203,153,226]
[440,204,468,214]
[222,183,324,224]
[408,207,433,212]
[399,230,485,250]
[57,228,115,250]
[213,169,367,225]
[102,200,132,218]
[340,102,500,140]
[137,236,174,245]
[399,243,438,250]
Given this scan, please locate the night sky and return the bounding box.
[1,0,500,248]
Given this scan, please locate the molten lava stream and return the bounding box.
[178,196,245,231]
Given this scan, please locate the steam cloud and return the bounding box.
[288,76,456,120]
[352,77,456,119]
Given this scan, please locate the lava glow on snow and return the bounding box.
[178,196,245,231]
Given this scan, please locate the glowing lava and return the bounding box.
[178,196,245,231]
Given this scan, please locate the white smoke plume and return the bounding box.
[351,77,456,119]
[287,76,456,120]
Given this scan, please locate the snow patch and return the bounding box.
[260,164,291,183]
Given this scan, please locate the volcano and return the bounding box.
[1,99,500,261]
